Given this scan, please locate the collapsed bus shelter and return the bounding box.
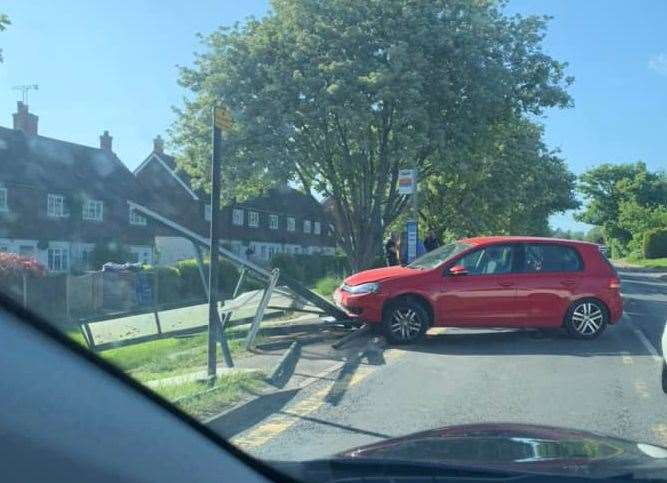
[127,201,351,369]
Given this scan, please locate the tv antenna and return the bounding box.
[12,84,39,104]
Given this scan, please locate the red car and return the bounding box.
[334,236,623,344]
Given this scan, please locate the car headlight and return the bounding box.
[344,282,380,295]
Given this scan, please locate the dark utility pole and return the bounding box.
[207,107,224,381]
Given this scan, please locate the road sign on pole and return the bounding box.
[207,106,232,382]
[398,169,416,195]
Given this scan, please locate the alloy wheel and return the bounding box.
[390,307,423,341]
[571,301,604,336]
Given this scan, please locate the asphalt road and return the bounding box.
[228,270,667,462]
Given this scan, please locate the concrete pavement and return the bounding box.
[215,270,667,462]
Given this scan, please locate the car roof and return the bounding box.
[460,236,597,247]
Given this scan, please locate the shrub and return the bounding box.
[314,276,342,298]
[643,228,667,259]
[144,266,181,304]
[0,252,45,277]
[270,253,305,283]
[271,253,350,285]
[174,258,240,299]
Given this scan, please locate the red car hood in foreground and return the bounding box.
[344,266,417,286]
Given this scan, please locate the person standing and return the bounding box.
[423,229,441,252]
[384,232,400,266]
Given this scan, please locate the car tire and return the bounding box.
[382,298,429,345]
[662,363,667,394]
[564,298,608,339]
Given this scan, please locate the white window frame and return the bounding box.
[287,217,296,232]
[303,219,311,234]
[47,246,69,272]
[204,204,212,222]
[47,194,68,218]
[82,198,104,222]
[232,209,244,226]
[248,211,259,228]
[0,187,7,212]
[269,214,279,230]
[129,208,147,226]
[314,221,321,235]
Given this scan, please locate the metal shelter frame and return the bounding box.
[127,201,350,365]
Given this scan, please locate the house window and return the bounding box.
[314,221,321,235]
[48,247,69,272]
[82,199,103,221]
[269,214,279,230]
[248,211,259,228]
[0,188,7,211]
[129,208,147,225]
[303,220,311,234]
[287,217,296,232]
[205,204,212,222]
[232,208,244,226]
[47,194,68,218]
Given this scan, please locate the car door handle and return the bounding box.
[497,281,514,287]
[561,280,577,286]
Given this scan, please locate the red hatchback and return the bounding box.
[334,236,623,344]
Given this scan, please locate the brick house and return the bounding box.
[0,102,156,272]
[134,137,336,265]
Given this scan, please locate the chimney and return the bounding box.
[12,101,39,136]
[100,130,113,152]
[153,134,164,155]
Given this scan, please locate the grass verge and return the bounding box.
[79,326,262,382]
[151,371,266,420]
[620,256,667,270]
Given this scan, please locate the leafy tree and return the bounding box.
[172,0,572,270]
[584,226,605,244]
[421,119,578,240]
[577,162,667,254]
[0,13,10,63]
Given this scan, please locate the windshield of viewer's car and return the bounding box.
[408,242,471,270]
[1,1,666,481]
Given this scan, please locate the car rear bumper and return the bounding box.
[333,288,383,323]
[606,291,623,323]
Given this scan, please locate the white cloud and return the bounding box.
[648,53,667,76]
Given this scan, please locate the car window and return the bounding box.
[522,244,583,273]
[456,245,514,275]
[408,242,471,269]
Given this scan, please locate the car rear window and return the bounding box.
[522,244,583,273]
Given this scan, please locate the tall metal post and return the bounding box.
[207,107,224,382]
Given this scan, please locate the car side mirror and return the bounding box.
[448,265,468,276]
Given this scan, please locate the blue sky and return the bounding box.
[0,1,665,231]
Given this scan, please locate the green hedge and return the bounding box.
[174,258,241,299]
[270,253,349,285]
[144,266,181,304]
[643,228,667,259]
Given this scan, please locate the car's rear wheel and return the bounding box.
[564,299,608,339]
[382,298,429,344]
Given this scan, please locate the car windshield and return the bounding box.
[408,242,471,270]
[1,1,667,481]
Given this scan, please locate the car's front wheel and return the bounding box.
[564,299,608,339]
[382,298,429,344]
